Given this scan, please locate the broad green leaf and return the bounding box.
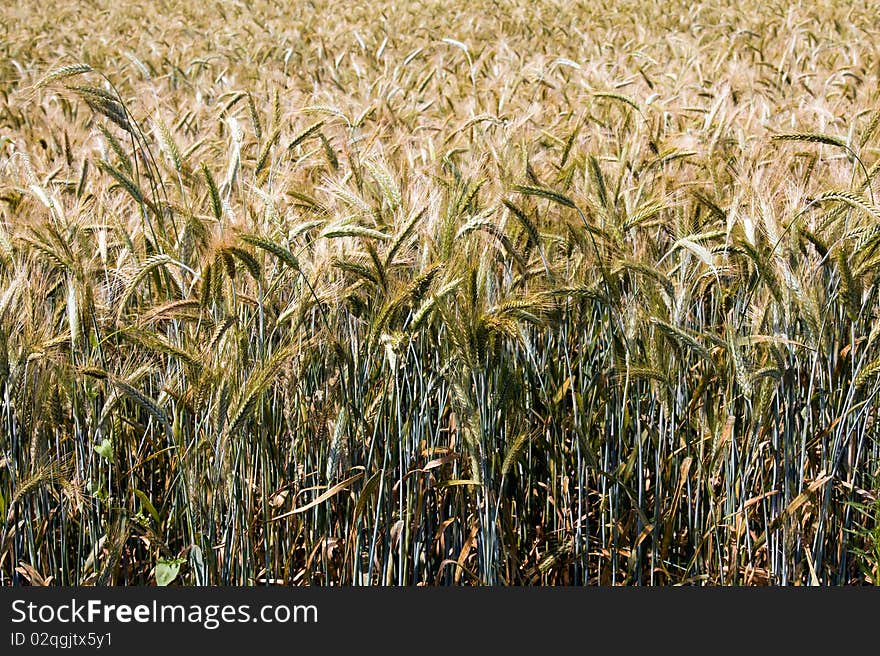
[94,438,113,461]
[155,558,185,586]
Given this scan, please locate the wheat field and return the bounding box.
[1,0,879,585]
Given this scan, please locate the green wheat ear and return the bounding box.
[500,431,534,480]
[512,184,577,208]
[202,163,223,220]
[854,356,880,389]
[240,234,300,270]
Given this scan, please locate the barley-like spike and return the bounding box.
[333,257,379,285]
[227,246,262,280]
[110,374,170,433]
[860,107,880,148]
[240,234,300,270]
[365,160,401,212]
[501,432,533,480]
[154,119,182,173]
[200,263,214,309]
[320,133,339,171]
[76,157,89,199]
[816,190,880,222]
[121,328,201,370]
[34,64,92,89]
[588,155,609,212]
[364,241,387,291]
[207,316,236,353]
[512,184,577,209]
[323,182,373,216]
[651,317,714,364]
[202,163,222,220]
[116,254,173,320]
[254,127,281,176]
[615,366,671,388]
[247,92,262,141]
[138,299,200,325]
[593,92,643,115]
[691,191,727,222]
[287,190,327,214]
[385,206,426,267]
[288,121,325,151]
[737,238,783,302]
[98,159,146,207]
[836,249,861,321]
[301,105,351,126]
[503,199,541,247]
[771,132,848,148]
[616,260,675,296]
[219,249,237,280]
[12,455,74,505]
[321,224,390,241]
[727,332,753,398]
[97,124,132,174]
[854,356,880,389]
[226,347,293,436]
[560,119,582,168]
[20,235,71,271]
[798,225,829,258]
[622,201,669,232]
[80,94,131,133]
[412,278,460,329]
